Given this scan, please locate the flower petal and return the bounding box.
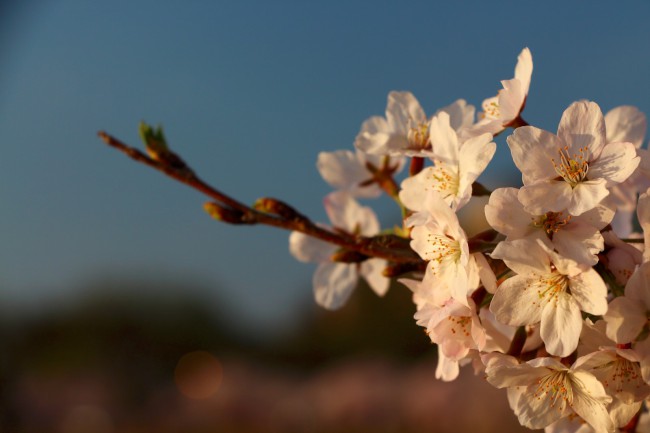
[588,142,639,186]
[289,230,337,263]
[313,262,357,310]
[569,370,614,433]
[603,296,646,343]
[568,268,608,315]
[568,179,609,216]
[507,126,563,184]
[557,101,606,159]
[519,181,572,214]
[541,293,582,357]
[605,105,647,148]
[490,274,545,326]
[485,187,535,237]
[386,91,425,132]
[317,150,381,197]
[514,47,533,96]
[359,258,390,297]
[429,111,459,165]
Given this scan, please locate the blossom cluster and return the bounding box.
[289,48,650,432]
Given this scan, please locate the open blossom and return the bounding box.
[604,261,650,345]
[603,106,648,235]
[490,239,608,357]
[577,320,650,405]
[399,111,495,211]
[354,92,476,157]
[471,47,533,135]
[508,101,640,216]
[485,187,614,265]
[405,190,472,305]
[317,149,404,198]
[484,354,614,432]
[289,192,389,310]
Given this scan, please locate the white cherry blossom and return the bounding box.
[490,239,608,357]
[317,149,404,198]
[603,106,648,235]
[405,190,472,305]
[399,111,495,211]
[354,92,477,157]
[485,187,614,265]
[508,101,640,216]
[289,192,389,310]
[471,47,533,135]
[484,354,614,432]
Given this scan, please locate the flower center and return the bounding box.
[527,272,569,306]
[424,232,461,266]
[407,119,431,150]
[534,371,573,410]
[481,96,500,120]
[606,357,641,394]
[430,164,460,200]
[552,146,589,186]
[532,211,572,237]
[447,315,471,337]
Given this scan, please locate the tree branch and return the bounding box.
[97,131,423,264]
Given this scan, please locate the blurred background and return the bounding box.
[2,1,650,432]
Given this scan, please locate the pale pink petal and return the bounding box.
[638,189,650,262]
[289,231,336,263]
[605,105,647,148]
[588,142,639,186]
[576,203,615,230]
[610,400,643,429]
[484,187,536,237]
[386,91,425,132]
[354,116,399,154]
[472,252,497,294]
[557,101,606,159]
[491,238,551,275]
[552,223,603,265]
[359,258,389,296]
[398,167,434,212]
[569,371,614,433]
[490,274,546,326]
[313,262,357,310]
[625,261,650,308]
[567,268,608,315]
[507,126,563,184]
[458,133,496,189]
[568,179,609,216]
[541,293,582,357]
[323,191,379,235]
[435,347,460,381]
[519,181,572,214]
[435,98,475,131]
[429,111,459,165]
[317,150,380,197]
[514,383,568,429]
[513,47,533,96]
[484,355,546,388]
[498,78,524,122]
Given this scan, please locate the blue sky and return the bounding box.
[2,1,650,335]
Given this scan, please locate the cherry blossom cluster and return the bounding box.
[289,48,650,432]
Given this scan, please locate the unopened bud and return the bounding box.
[204,202,254,225]
[139,121,192,174]
[254,197,308,222]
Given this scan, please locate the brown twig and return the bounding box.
[97,131,422,264]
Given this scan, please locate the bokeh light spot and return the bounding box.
[174,350,223,399]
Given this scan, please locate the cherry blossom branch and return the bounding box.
[97,131,422,265]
